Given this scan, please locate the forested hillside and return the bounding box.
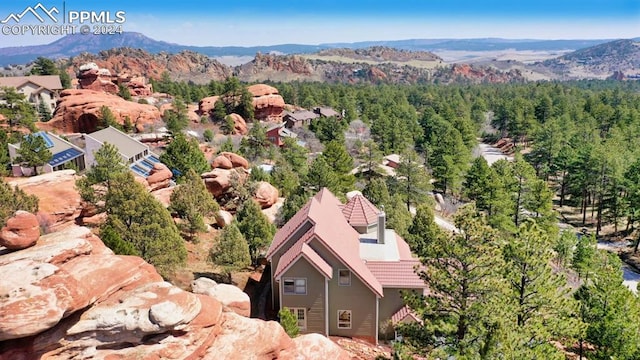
[3,75,640,358]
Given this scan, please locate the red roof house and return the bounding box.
[267,188,425,344]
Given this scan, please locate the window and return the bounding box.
[288,307,307,330]
[338,269,351,286]
[337,310,352,329]
[283,278,306,295]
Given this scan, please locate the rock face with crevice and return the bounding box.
[0,225,349,359]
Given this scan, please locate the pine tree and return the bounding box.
[76,142,128,206]
[104,172,187,276]
[278,189,310,226]
[99,106,120,130]
[279,307,300,338]
[0,178,39,227]
[209,222,251,282]
[402,204,505,357]
[407,202,443,255]
[160,133,209,180]
[170,169,219,240]
[16,133,52,175]
[320,140,355,193]
[271,162,301,198]
[362,177,391,208]
[203,129,214,142]
[356,139,384,183]
[236,199,276,264]
[395,149,431,211]
[304,156,340,195]
[501,220,580,357]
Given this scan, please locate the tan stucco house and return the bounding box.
[267,188,425,344]
[0,75,63,114]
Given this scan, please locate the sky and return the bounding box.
[0,0,638,47]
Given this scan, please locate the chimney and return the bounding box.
[377,208,386,244]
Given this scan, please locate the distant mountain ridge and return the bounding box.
[0,31,625,66]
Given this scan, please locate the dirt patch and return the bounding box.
[331,337,392,359]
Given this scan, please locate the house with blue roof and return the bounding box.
[84,126,163,179]
[8,132,86,176]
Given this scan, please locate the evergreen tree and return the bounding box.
[279,307,300,338]
[278,189,310,225]
[407,202,443,255]
[170,169,219,239]
[271,162,301,198]
[0,178,39,227]
[118,84,132,100]
[165,96,189,133]
[29,57,58,75]
[501,220,580,357]
[160,133,209,180]
[104,172,187,276]
[280,137,309,176]
[362,177,391,207]
[573,233,598,280]
[575,252,640,360]
[320,140,356,193]
[37,100,52,122]
[356,139,384,183]
[16,133,52,175]
[209,222,251,282]
[99,105,120,130]
[76,142,128,206]
[203,129,214,143]
[304,156,340,195]
[463,157,497,213]
[402,205,505,357]
[240,122,269,161]
[236,199,276,264]
[213,99,227,122]
[395,149,431,211]
[221,115,236,135]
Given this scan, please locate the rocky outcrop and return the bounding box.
[253,181,279,209]
[0,225,350,359]
[192,277,251,317]
[45,89,160,134]
[247,84,285,121]
[146,163,173,192]
[0,211,40,250]
[228,113,248,135]
[126,76,153,96]
[215,210,234,227]
[218,151,249,169]
[201,168,247,198]
[68,48,231,85]
[77,62,118,93]
[198,95,220,115]
[212,154,234,169]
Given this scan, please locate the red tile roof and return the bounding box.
[395,234,414,260]
[391,305,422,325]
[342,195,380,227]
[365,260,425,288]
[268,188,384,297]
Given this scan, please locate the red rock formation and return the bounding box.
[247,84,285,121]
[146,163,173,192]
[253,182,279,209]
[44,89,160,134]
[126,76,153,96]
[198,95,220,115]
[192,277,251,317]
[228,113,248,135]
[0,224,350,359]
[0,211,40,250]
[219,151,249,169]
[212,155,234,170]
[77,63,118,94]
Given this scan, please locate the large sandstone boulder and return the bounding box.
[192,277,251,317]
[146,162,173,191]
[212,154,234,170]
[228,113,248,135]
[280,333,353,360]
[77,63,118,93]
[219,151,249,169]
[247,84,285,121]
[204,312,292,359]
[126,76,153,97]
[0,211,40,250]
[45,89,160,133]
[198,95,220,115]
[202,168,235,197]
[0,224,351,359]
[253,181,279,209]
[215,210,234,227]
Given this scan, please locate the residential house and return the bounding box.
[266,123,298,147]
[283,109,319,129]
[267,188,425,344]
[84,126,163,179]
[313,106,342,120]
[0,75,63,114]
[383,154,402,169]
[8,131,85,176]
